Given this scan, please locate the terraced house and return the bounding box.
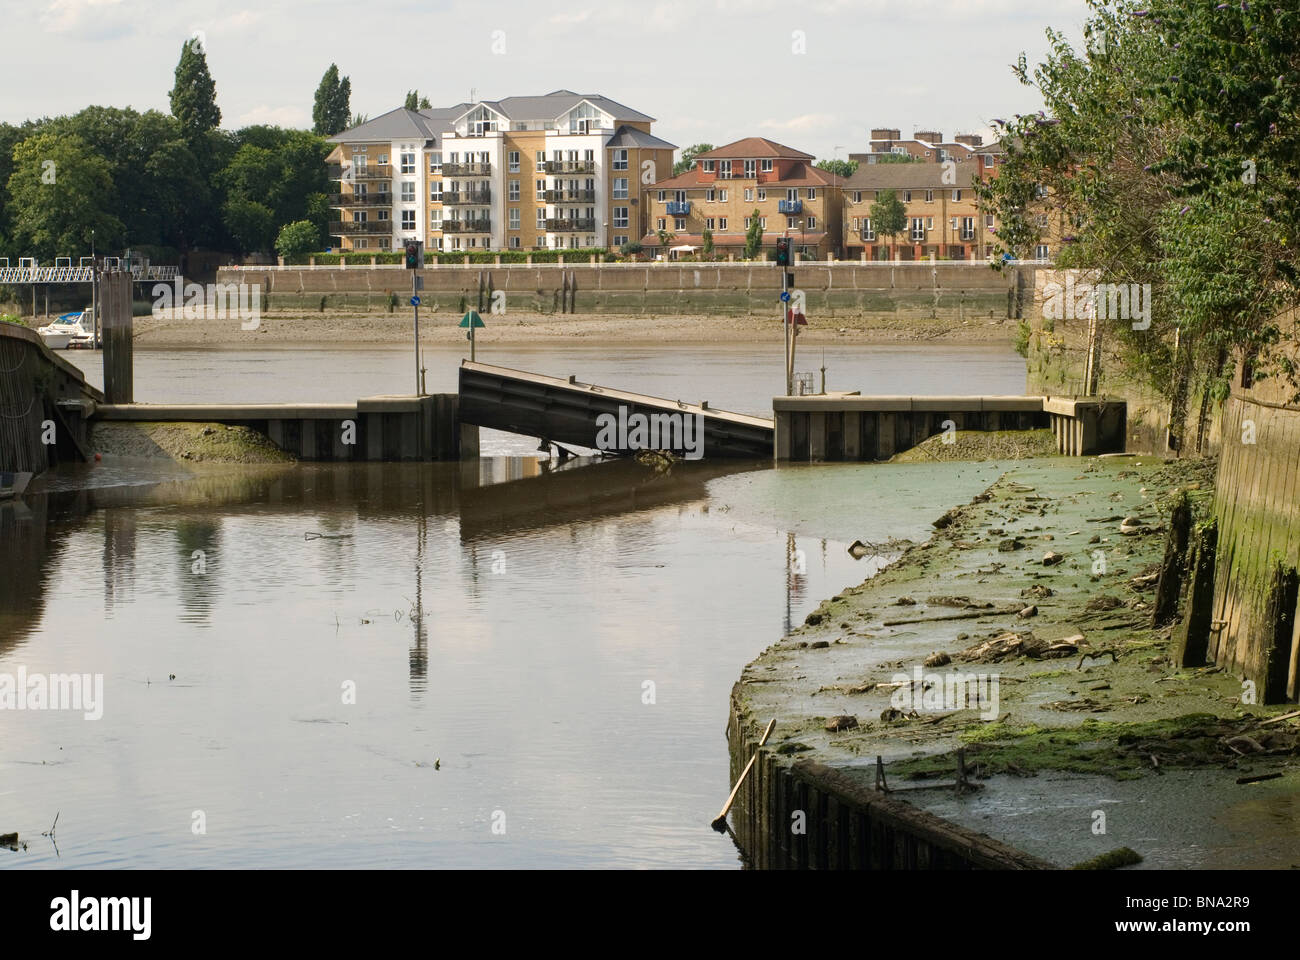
[842,161,988,261]
[326,90,675,254]
[639,138,845,260]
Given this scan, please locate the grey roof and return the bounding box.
[328,108,440,144]
[606,125,676,150]
[843,163,977,191]
[457,90,655,124]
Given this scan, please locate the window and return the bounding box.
[508,151,520,173]
[744,188,753,202]
[400,153,415,174]
[952,189,962,201]
[536,179,546,199]
[537,236,546,247]
[657,218,666,230]
[1036,213,1050,229]
[705,218,715,230]
[537,209,547,228]
[702,159,715,172]
[675,218,686,230]
[584,149,594,162]
[718,189,728,202]
[536,151,545,171]
[510,236,521,249]
[787,217,797,229]
[904,191,912,202]
[985,215,995,229]
[613,236,629,247]
[786,188,798,202]
[719,160,732,179]
[613,178,628,199]
[613,207,628,228]
[760,217,766,229]
[355,238,367,249]
[807,216,816,229]
[806,188,816,200]
[755,188,764,201]
[402,210,416,230]
[706,188,716,202]
[430,210,442,228]
[925,217,934,230]
[428,152,442,171]
[509,208,520,229]
[760,159,773,172]
[743,159,756,178]
[612,149,628,171]
[853,191,862,203]
[925,189,933,202]
[862,219,875,240]
[674,190,686,203]
[509,180,520,201]
[910,218,925,241]
[718,217,727,230]
[430,181,442,201]
[1035,244,1050,260]
[401,182,415,202]
[961,217,975,241]
[657,190,666,202]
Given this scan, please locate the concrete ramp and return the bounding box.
[458,360,774,458]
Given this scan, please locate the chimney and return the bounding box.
[954,134,983,148]
[870,128,901,141]
[914,130,943,144]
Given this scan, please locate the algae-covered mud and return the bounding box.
[90,421,294,464]
[732,454,1300,868]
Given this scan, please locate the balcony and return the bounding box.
[329,163,392,181]
[778,199,803,215]
[330,193,393,207]
[443,190,492,205]
[329,220,393,235]
[546,218,597,232]
[441,219,492,234]
[666,200,691,216]
[544,189,596,203]
[544,160,596,175]
[441,162,492,176]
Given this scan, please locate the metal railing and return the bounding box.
[329,164,392,181]
[545,189,596,202]
[778,200,803,215]
[441,162,492,176]
[544,160,596,174]
[443,190,492,205]
[329,220,394,235]
[666,201,691,216]
[441,220,492,233]
[330,193,393,207]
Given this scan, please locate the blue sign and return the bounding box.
[780,291,791,302]
[410,296,421,306]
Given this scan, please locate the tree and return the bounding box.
[869,189,907,259]
[404,91,432,111]
[816,158,858,178]
[7,132,123,258]
[276,220,321,259]
[656,228,675,257]
[312,64,352,136]
[674,143,714,176]
[875,153,919,164]
[169,38,221,142]
[743,209,763,259]
[701,228,714,261]
[350,112,369,127]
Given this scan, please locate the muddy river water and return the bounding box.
[2,342,1023,868]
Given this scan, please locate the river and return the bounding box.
[1,341,1024,868]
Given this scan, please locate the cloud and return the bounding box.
[758,113,838,133]
[40,0,128,33]
[236,104,308,128]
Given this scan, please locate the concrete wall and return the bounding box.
[218,262,1022,318]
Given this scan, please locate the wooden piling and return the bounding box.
[101,270,133,404]
[1152,492,1192,627]
[1173,521,1218,667]
[1261,562,1299,704]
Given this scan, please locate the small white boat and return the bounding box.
[36,310,98,350]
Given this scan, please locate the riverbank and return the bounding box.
[728,453,1300,869]
[130,310,1017,347]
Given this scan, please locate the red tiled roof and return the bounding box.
[695,137,815,160]
[651,160,843,190]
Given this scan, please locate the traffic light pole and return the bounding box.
[782,261,791,396]
[412,270,420,396]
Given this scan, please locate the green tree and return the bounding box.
[674,143,714,177]
[276,219,321,259]
[816,158,858,178]
[404,91,432,111]
[743,209,763,259]
[312,64,352,136]
[869,189,907,259]
[169,37,221,142]
[701,228,714,261]
[7,132,123,258]
[875,153,919,164]
[656,228,675,257]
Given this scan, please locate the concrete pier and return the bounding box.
[92,394,476,462]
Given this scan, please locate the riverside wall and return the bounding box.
[216,261,1026,319]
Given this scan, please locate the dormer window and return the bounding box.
[760,159,773,173]
[702,160,715,172]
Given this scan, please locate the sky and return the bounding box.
[4,0,1093,159]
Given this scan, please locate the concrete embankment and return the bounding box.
[727,454,1300,869]
[215,261,1026,320]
